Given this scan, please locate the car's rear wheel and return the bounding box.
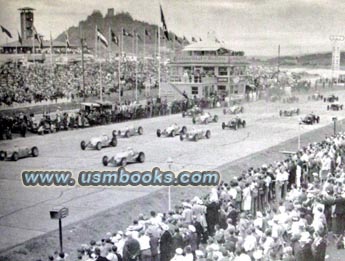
[81,141,86,150]
[111,138,117,147]
[138,126,143,135]
[96,142,102,150]
[206,130,211,139]
[137,152,145,163]
[180,133,184,141]
[31,146,39,157]
[156,129,161,137]
[102,156,108,166]
[222,122,226,129]
[112,130,117,137]
[120,158,127,167]
[12,152,19,161]
[242,120,246,128]
[181,126,187,134]
[125,131,130,138]
[193,134,199,142]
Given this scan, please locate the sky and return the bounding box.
[1,0,345,56]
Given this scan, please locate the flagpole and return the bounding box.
[32,35,35,64]
[65,29,68,62]
[108,27,111,61]
[135,33,138,101]
[158,26,161,98]
[119,28,123,104]
[50,32,54,91]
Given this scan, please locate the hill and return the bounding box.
[55,10,188,57]
[263,52,345,68]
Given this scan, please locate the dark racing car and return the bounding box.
[222,117,246,130]
[279,108,300,117]
[300,114,320,125]
[324,94,339,103]
[327,103,343,111]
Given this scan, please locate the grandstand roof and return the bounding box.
[182,39,230,52]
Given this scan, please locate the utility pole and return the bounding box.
[81,38,86,102]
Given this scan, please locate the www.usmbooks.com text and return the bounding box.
[21,167,220,187]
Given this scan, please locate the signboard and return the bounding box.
[50,207,69,220]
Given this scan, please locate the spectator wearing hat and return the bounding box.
[122,232,140,261]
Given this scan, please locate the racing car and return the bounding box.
[300,114,320,125]
[279,108,300,117]
[222,117,246,130]
[282,96,299,103]
[193,112,218,124]
[102,147,145,167]
[180,128,211,142]
[80,131,117,150]
[117,126,143,138]
[308,93,323,101]
[0,146,39,161]
[327,103,343,111]
[157,124,187,137]
[182,106,203,117]
[324,94,339,103]
[223,105,244,115]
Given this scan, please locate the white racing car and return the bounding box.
[223,105,244,115]
[0,146,39,161]
[117,126,143,138]
[157,124,187,137]
[81,131,117,150]
[193,112,218,124]
[180,128,211,142]
[102,147,145,167]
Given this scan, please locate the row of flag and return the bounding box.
[1,5,210,50]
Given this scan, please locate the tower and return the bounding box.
[329,35,344,81]
[18,7,35,40]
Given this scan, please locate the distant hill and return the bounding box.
[55,10,188,57]
[262,52,345,68]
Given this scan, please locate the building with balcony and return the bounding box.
[168,38,249,99]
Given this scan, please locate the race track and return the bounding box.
[1,90,345,252]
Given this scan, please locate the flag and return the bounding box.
[123,28,133,37]
[175,35,181,44]
[97,28,108,47]
[145,29,151,38]
[0,25,12,38]
[18,31,22,45]
[65,31,70,48]
[33,27,43,48]
[192,37,197,42]
[160,5,169,40]
[136,33,142,41]
[110,29,119,46]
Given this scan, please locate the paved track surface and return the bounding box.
[1,90,345,252]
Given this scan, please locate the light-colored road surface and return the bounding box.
[1,90,345,252]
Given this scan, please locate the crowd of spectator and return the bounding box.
[0,58,166,107]
[38,131,345,261]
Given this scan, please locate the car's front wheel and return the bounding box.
[120,158,127,167]
[81,141,86,150]
[206,130,211,139]
[12,152,19,161]
[138,127,143,135]
[102,156,108,166]
[137,152,145,163]
[110,138,117,147]
[96,142,102,150]
[31,146,39,157]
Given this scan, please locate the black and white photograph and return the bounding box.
[1,0,345,260]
